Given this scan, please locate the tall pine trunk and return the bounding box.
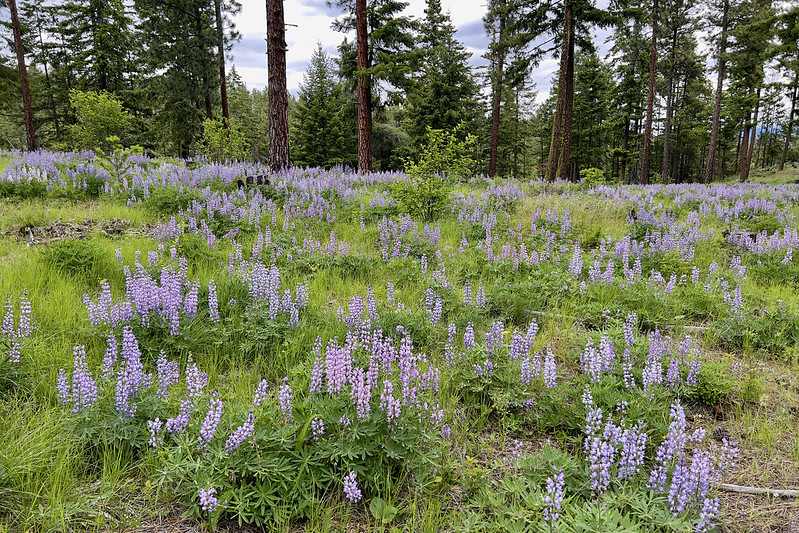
[557,16,574,182]
[355,0,372,173]
[547,0,571,182]
[620,118,629,183]
[780,79,797,171]
[640,0,659,185]
[215,0,230,126]
[488,14,505,178]
[742,83,761,182]
[9,0,36,152]
[661,26,678,183]
[266,0,290,169]
[705,0,729,183]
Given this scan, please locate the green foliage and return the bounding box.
[67,90,132,152]
[142,185,204,216]
[199,119,250,162]
[40,239,112,283]
[391,124,476,221]
[580,167,615,186]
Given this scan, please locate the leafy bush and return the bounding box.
[580,167,616,186]
[391,124,476,222]
[198,119,251,162]
[68,90,132,152]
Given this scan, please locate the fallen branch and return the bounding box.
[719,483,799,497]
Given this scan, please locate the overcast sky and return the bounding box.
[230,0,563,100]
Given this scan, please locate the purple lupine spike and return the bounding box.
[543,348,557,388]
[224,409,255,453]
[147,418,164,448]
[208,280,220,323]
[71,345,98,413]
[311,418,325,441]
[1,296,13,336]
[199,487,219,512]
[198,393,224,448]
[185,357,208,399]
[278,380,293,421]
[380,380,401,425]
[342,470,362,503]
[101,331,118,377]
[543,467,565,530]
[56,368,71,406]
[251,378,269,407]
[156,351,179,399]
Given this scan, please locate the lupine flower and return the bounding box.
[464,323,476,350]
[147,418,164,448]
[278,380,293,421]
[199,487,219,512]
[476,284,486,309]
[380,380,401,424]
[253,378,270,406]
[186,357,208,399]
[208,280,220,323]
[101,331,118,377]
[343,470,362,503]
[198,393,223,448]
[543,349,557,388]
[156,351,179,399]
[71,345,98,413]
[56,368,71,406]
[166,400,193,434]
[224,410,255,453]
[617,422,647,480]
[695,497,719,533]
[543,467,565,531]
[311,417,325,441]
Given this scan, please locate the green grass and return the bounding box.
[1,159,798,532]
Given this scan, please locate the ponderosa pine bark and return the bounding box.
[640,0,659,185]
[9,0,36,152]
[215,0,230,125]
[557,13,574,182]
[488,13,505,178]
[266,0,290,169]
[355,0,372,172]
[661,25,678,183]
[547,0,571,182]
[780,80,797,171]
[705,0,729,183]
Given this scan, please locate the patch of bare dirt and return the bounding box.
[7,218,152,244]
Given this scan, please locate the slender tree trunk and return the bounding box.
[489,13,505,178]
[661,26,678,183]
[705,0,729,183]
[780,80,797,171]
[9,0,36,152]
[215,0,230,126]
[558,13,574,182]
[546,1,571,182]
[620,118,629,183]
[266,0,290,169]
[355,0,372,173]
[742,84,761,181]
[640,0,659,185]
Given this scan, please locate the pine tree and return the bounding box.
[4,0,35,150]
[406,0,481,147]
[266,0,289,169]
[775,6,799,170]
[292,44,355,168]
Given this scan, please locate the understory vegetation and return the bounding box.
[1,150,799,532]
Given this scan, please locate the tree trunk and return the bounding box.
[557,1,574,182]
[266,0,290,169]
[9,0,36,152]
[355,0,372,173]
[546,1,570,183]
[705,0,729,183]
[780,80,797,171]
[640,0,659,185]
[661,25,678,183]
[489,13,505,178]
[742,83,761,182]
[620,118,629,183]
[215,0,230,126]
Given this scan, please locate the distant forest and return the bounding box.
[1,0,797,183]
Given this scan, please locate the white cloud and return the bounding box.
[230,0,489,93]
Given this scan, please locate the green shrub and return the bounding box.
[40,239,112,283]
[68,90,132,152]
[391,124,476,222]
[198,119,251,162]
